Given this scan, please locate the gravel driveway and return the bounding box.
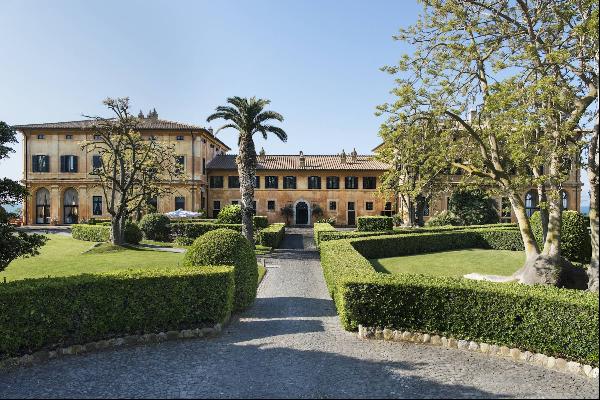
[0,227,597,398]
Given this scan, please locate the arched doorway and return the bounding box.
[63,188,79,224]
[35,188,51,224]
[295,201,309,225]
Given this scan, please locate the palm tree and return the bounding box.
[207,97,287,244]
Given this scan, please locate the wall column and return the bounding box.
[50,185,60,225]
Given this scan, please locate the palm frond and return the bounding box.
[260,125,288,142]
[256,110,284,123]
[214,123,241,135]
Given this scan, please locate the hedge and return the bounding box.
[71,222,142,244]
[313,222,337,249]
[170,222,242,240]
[530,210,591,263]
[0,266,235,360]
[139,213,171,241]
[72,224,110,242]
[217,204,242,224]
[253,216,269,230]
[319,237,599,365]
[258,223,285,248]
[356,216,393,232]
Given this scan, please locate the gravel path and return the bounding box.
[0,227,597,398]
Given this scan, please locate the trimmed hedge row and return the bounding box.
[253,216,269,230]
[313,222,337,249]
[356,216,393,232]
[170,222,242,240]
[530,210,592,263]
[71,223,142,244]
[258,223,285,248]
[0,266,235,360]
[319,237,599,365]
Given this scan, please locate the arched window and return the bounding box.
[63,188,79,224]
[35,188,51,224]
[561,190,569,210]
[525,190,539,217]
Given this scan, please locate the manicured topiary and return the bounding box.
[217,204,243,224]
[448,188,499,225]
[139,213,171,241]
[253,215,269,230]
[124,221,143,244]
[425,210,462,227]
[184,228,257,310]
[257,223,285,248]
[530,210,591,262]
[174,236,194,247]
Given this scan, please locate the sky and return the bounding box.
[0,0,591,209]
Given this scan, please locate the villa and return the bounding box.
[14,116,582,226]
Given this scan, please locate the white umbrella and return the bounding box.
[164,209,202,219]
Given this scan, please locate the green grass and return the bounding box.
[258,264,267,284]
[255,245,272,255]
[140,239,177,248]
[2,235,185,282]
[370,249,524,277]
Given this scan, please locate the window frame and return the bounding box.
[267,200,276,211]
[363,177,377,190]
[308,176,322,189]
[283,176,297,189]
[32,155,50,173]
[174,196,185,210]
[265,176,279,189]
[326,176,340,190]
[209,176,224,188]
[228,176,240,189]
[365,201,373,211]
[345,176,359,189]
[329,201,337,211]
[92,196,103,216]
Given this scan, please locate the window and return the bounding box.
[254,176,260,188]
[268,200,276,211]
[228,176,240,188]
[345,176,359,189]
[35,188,51,224]
[501,197,512,222]
[561,190,569,210]
[265,176,278,189]
[363,177,376,189]
[329,201,337,211]
[32,155,50,172]
[209,176,224,188]
[93,134,102,140]
[63,188,79,224]
[175,156,185,173]
[175,196,185,210]
[383,202,393,217]
[147,197,158,212]
[202,158,206,175]
[283,176,297,189]
[176,135,184,141]
[308,176,321,189]
[326,176,340,189]
[213,200,221,218]
[65,134,73,140]
[60,155,78,173]
[37,134,45,139]
[232,200,239,205]
[423,200,430,216]
[524,190,539,217]
[366,202,373,211]
[92,196,103,215]
[92,155,102,172]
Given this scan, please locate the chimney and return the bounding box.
[340,149,347,164]
[299,151,305,168]
[351,148,358,163]
[258,147,266,162]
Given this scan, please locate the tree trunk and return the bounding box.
[587,123,599,292]
[536,184,549,243]
[406,197,416,227]
[110,215,125,245]
[236,134,256,245]
[415,195,426,227]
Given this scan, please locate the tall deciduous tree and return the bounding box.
[381,0,597,287]
[81,98,183,245]
[207,97,287,244]
[0,121,46,271]
[376,121,449,227]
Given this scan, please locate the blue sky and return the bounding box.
[0,0,591,208]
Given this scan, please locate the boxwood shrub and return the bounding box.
[320,237,599,365]
[356,216,393,232]
[530,210,591,262]
[258,223,285,248]
[253,216,269,230]
[139,213,171,241]
[72,224,111,242]
[217,204,242,224]
[313,222,337,249]
[0,266,234,360]
[170,222,242,240]
[184,229,257,311]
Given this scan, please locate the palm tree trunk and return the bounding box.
[237,133,257,245]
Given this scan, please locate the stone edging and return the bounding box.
[358,325,599,380]
[0,319,229,372]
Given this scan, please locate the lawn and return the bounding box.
[3,235,268,285]
[2,235,185,282]
[370,249,524,277]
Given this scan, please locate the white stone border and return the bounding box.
[358,325,599,380]
[0,319,228,372]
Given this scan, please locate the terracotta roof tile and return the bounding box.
[206,154,389,171]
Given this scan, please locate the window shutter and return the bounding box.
[43,156,49,172]
[32,156,39,172]
[60,156,66,173]
[73,156,78,172]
